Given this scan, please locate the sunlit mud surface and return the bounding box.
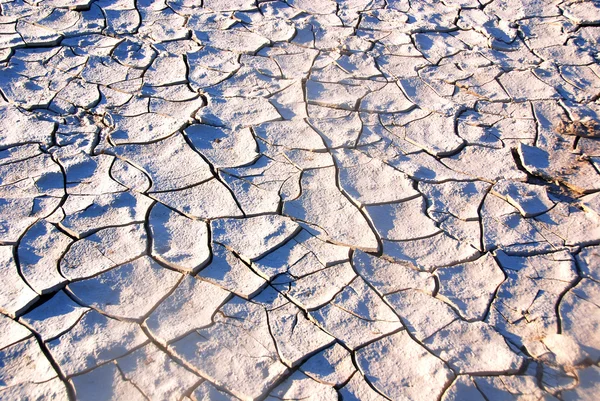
[1,0,600,400]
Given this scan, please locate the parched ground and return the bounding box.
[1,0,600,400]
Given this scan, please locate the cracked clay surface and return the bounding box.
[1,0,600,400]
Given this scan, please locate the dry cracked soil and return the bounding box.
[1,0,600,400]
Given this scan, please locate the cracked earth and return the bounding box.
[1,0,600,400]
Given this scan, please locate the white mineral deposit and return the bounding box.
[0,0,599,400]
